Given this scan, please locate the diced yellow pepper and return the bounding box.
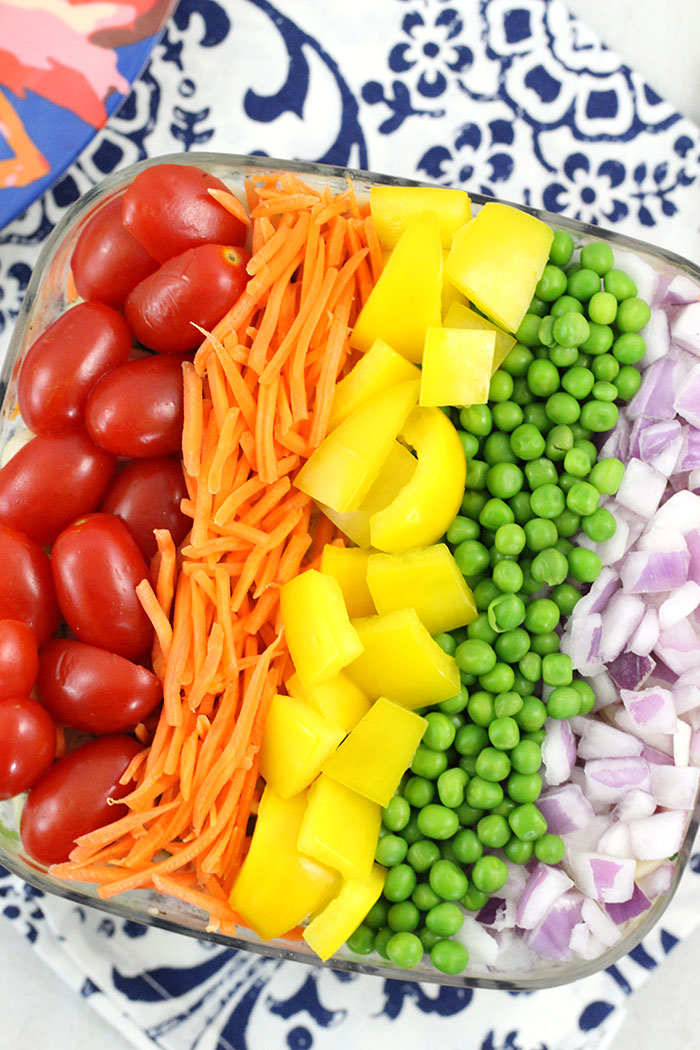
[370,185,472,249]
[444,300,517,373]
[441,250,468,320]
[445,203,554,333]
[369,406,466,552]
[328,338,421,431]
[320,545,375,618]
[419,327,495,407]
[350,211,442,363]
[259,693,345,798]
[298,774,381,879]
[295,380,419,512]
[320,440,416,548]
[303,864,386,961]
[229,786,339,941]
[324,696,427,806]
[367,544,478,635]
[346,608,461,709]
[286,671,371,734]
[280,569,364,688]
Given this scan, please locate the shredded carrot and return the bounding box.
[50,172,382,934]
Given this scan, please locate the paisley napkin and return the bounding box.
[1,2,700,1048]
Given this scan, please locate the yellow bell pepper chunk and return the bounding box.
[295,380,419,513]
[445,202,554,333]
[350,211,442,363]
[369,406,466,552]
[320,440,416,549]
[441,250,468,320]
[367,544,478,635]
[346,608,461,710]
[419,327,495,408]
[280,569,364,688]
[303,864,386,961]
[324,696,427,806]
[320,545,375,618]
[444,300,517,373]
[286,671,371,734]
[328,338,421,431]
[370,185,472,249]
[229,786,339,941]
[298,774,382,879]
[259,693,345,798]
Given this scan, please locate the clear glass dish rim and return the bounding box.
[2,150,699,991]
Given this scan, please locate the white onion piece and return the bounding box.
[499,862,529,902]
[457,916,499,965]
[650,490,700,533]
[640,309,672,368]
[659,580,700,628]
[560,613,603,675]
[620,548,689,593]
[597,821,633,858]
[526,892,584,961]
[628,606,660,657]
[570,567,620,619]
[636,524,687,552]
[629,357,683,421]
[566,852,636,903]
[537,784,597,834]
[663,273,700,305]
[584,756,651,804]
[614,249,660,308]
[541,718,577,786]
[613,706,674,753]
[604,884,652,923]
[637,862,674,900]
[674,718,692,767]
[621,685,678,735]
[687,530,700,582]
[515,863,573,930]
[613,787,657,821]
[581,898,623,946]
[690,729,700,767]
[563,815,612,856]
[649,764,700,808]
[568,923,605,961]
[671,300,700,354]
[673,682,700,716]
[577,719,643,759]
[675,361,700,429]
[654,621,700,675]
[650,436,684,478]
[599,593,646,662]
[616,459,667,519]
[629,809,688,860]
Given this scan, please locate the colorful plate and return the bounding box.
[0,0,176,229]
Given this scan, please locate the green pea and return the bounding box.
[552,311,590,347]
[529,630,560,656]
[376,834,410,867]
[548,231,575,268]
[465,459,489,491]
[387,901,421,933]
[461,885,489,911]
[536,263,568,301]
[571,678,596,715]
[542,652,573,687]
[423,712,457,752]
[403,776,435,809]
[494,629,530,664]
[452,829,483,867]
[509,423,547,462]
[438,685,470,716]
[582,506,617,542]
[479,661,516,695]
[492,401,524,434]
[545,423,574,461]
[524,516,558,552]
[579,399,618,433]
[616,296,651,333]
[411,745,449,780]
[430,939,469,975]
[516,696,547,731]
[460,404,492,436]
[551,293,583,316]
[374,927,394,959]
[477,813,511,849]
[461,490,489,519]
[557,471,578,496]
[614,363,642,400]
[483,432,519,465]
[568,546,603,582]
[382,795,411,832]
[518,651,542,683]
[489,371,514,403]
[612,331,646,365]
[501,343,534,376]
[531,547,569,586]
[454,539,490,578]
[475,746,512,782]
[407,840,441,876]
[563,447,591,478]
[364,899,390,929]
[487,593,525,633]
[458,431,480,460]
[567,480,600,516]
[524,598,560,634]
[417,926,442,952]
[455,722,489,757]
[587,289,617,324]
[456,638,497,676]
[510,491,536,526]
[527,358,560,397]
[429,859,469,901]
[524,458,557,490]
[510,738,542,775]
[487,462,524,499]
[538,314,556,347]
[534,833,566,864]
[549,344,579,368]
[551,581,582,616]
[417,804,460,841]
[547,685,583,719]
[529,484,565,520]
[347,924,376,954]
[512,375,535,406]
[560,367,593,402]
[592,379,618,403]
[437,768,469,809]
[489,716,521,751]
[580,241,614,275]
[516,312,545,346]
[504,836,535,864]
[386,930,424,968]
[591,353,620,382]
[472,578,501,611]
[384,864,418,902]
[552,508,581,538]
[581,322,614,356]
[589,456,624,494]
[471,855,509,893]
[466,776,504,811]
[567,267,600,301]
[494,522,526,556]
[466,613,498,647]
[522,402,552,434]
[480,497,515,531]
[508,802,547,841]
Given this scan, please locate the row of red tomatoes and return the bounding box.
[0,162,251,866]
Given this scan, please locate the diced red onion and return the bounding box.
[614,706,674,753]
[525,891,584,961]
[620,547,689,595]
[515,863,573,930]
[568,922,605,961]
[581,898,623,946]
[675,362,700,430]
[674,718,692,766]
[659,580,700,628]
[457,916,500,965]
[599,592,646,662]
[604,884,651,922]
[663,273,700,306]
[651,490,700,533]
[559,613,603,676]
[608,650,656,691]
[571,567,620,619]
[577,720,643,759]
[589,670,621,710]
[640,743,674,765]
[672,680,700,715]
[629,809,688,860]
[598,412,631,461]
[499,862,529,902]
[685,529,700,582]
[541,717,577,786]
[537,783,597,834]
[584,756,651,804]
[614,249,661,309]
[628,606,660,657]
[671,300,700,354]
[640,309,672,369]
[566,852,636,903]
[649,764,700,808]
[613,787,657,821]
[563,815,613,854]
[678,426,700,472]
[654,620,700,674]
[690,729,700,766]
[628,357,683,421]
[621,685,678,735]
[637,861,674,900]
[637,419,681,461]
[597,821,632,858]
[616,459,668,519]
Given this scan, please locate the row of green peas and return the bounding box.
[346,230,648,976]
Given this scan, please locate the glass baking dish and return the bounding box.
[1,152,700,990]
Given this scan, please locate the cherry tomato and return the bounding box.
[37,639,162,734]
[125,244,249,353]
[0,697,56,801]
[52,513,153,661]
[17,301,133,433]
[85,354,186,458]
[0,525,60,645]
[0,620,39,701]
[71,195,159,308]
[20,734,141,864]
[101,457,189,560]
[122,163,247,262]
[0,429,116,547]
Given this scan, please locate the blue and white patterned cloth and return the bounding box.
[1,2,700,1048]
